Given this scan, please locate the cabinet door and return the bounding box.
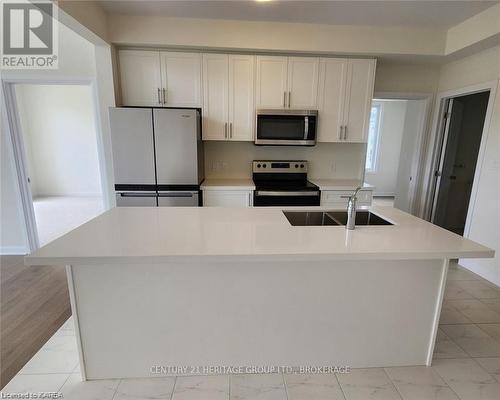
[287,57,319,108]
[228,55,255,141]
[343,59,376,143]
[255,56,288,109]
[119,50,162,106]
[161,52,202,107]
[317,58,348,142]
[203,190,252,207]
[202,54,229,140]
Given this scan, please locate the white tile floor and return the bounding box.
[33,196,103,246]
[2,262,500,399]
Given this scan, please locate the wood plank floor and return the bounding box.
[0,255,70,388]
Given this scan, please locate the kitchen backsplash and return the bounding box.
[204,142,367,180]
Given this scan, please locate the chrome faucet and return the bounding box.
[346,186,362,230]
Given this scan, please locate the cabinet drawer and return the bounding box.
[321,190,372,207]
[203,190,253,207]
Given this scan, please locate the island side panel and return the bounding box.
[70,258,446,379]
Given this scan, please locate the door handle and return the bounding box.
[230,122,233,138]
[224,122,228,139]
[288,91,291,108]
[283,91,286,108]
[344,126,348,140]
[162,88,166,104]
[157,88,161,105]
[339,126,343,140]
[158,193,194,198]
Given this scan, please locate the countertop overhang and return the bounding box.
[25,206,494,266]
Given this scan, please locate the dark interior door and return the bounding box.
[432,91,490,235]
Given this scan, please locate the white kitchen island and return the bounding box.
[26,206,493,380]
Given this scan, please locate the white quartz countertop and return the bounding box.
[310,179,375,191]
[201,179,255,190]
[25,206,494,266]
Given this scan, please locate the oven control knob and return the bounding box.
[263,164,267,168]
[295,164,299,168]
[300,164,305,168]
[257,164,261,168]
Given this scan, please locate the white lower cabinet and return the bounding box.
[321,190,373,208]
[203,190,253,207]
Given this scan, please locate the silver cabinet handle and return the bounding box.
[283,91,286,108]
[344,126,348,140]
[288,91,291,108]
[224,122,227,139]
[157,88,161,104]
[162,88,166,105]
[339,125,343,140]
[230,122,233,138]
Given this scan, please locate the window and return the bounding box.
[365,104,382,172]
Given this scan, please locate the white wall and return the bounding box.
[15,84,102,197]
[435,46,500,285]
[394,99,427,212]
[204,142,366,180]
[374,62,440,94]
[108,15,445,57]
[365,100,407,196]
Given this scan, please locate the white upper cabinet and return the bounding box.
[228,55,255,141]
[317,58,348,142]
[203,54,255,141]
[287,57,319,109]
[343,59,376,142]
[119,50,201,107]
[202,54,229,140]
[160,52,202,107]
[119,50,162,106]
[317,58,376,143]
[256,55,319,109]
[255,56,288,109]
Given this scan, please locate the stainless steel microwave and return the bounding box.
[255,109,318,146]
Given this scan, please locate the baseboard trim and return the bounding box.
[0,246,29,255]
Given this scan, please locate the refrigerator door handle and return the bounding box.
[119,192,157,197]
[158,192,195,198]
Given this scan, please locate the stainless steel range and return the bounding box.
[252,160,320,206]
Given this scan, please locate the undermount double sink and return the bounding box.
[283,210,393,226]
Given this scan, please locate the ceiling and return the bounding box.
[99,0,499,28]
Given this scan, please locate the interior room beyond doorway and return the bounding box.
[365,98,427,214]
[14,84,104,247]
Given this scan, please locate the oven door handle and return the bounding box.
[304,116,309,140]
[255,190,320,197]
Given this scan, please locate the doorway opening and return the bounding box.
[430,91,490,236]
[12,83,104,247]
[364,95,430,214]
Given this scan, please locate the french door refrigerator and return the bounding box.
[109,107,204,207]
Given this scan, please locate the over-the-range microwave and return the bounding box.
[255,109,318,146]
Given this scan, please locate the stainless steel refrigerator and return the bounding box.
[109,107,204,207]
